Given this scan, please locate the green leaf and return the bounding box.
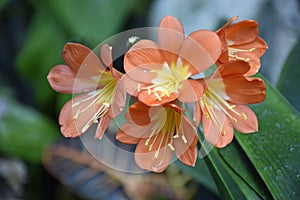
[219,140,272,199]
[199,136,260,200]
[0,90,59,162]
[276,37,300,111]
[235,75,300,199]
[175,157,219,194]
[48,0,137,44]
[16,8,66,110]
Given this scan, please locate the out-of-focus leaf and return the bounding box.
[235,75,300,199]
[175,156,219,194]
[43,137,200,200]
[0,0,9,11]
[16,8,66,110]
[276,37,300,111]
[0,90,58,162]
[48,0,137,44]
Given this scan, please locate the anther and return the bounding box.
[154,92,162,101]
[74,109,81,120]
[168,143,175,151]
[72,102,80,107]
[181,135,187,144]
[154,150,159,159]
[145,138,150,146]
[103,102,110,107]
[173,134,179,139]
[232,117,238,123]
[242,112,247,120]
[147,87,151,95]
[219,125,223,132]
[137,83,141,92]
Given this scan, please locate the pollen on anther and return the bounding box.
[72,101,80,107]
[154,150,159,159]
[232,117,238,123]
[154,92,162,101]
[245,58,250,62]
[168,143,175,151]
[181,135,187,144]
[173,134,179,139]
[74,109,81,120]
[137,83,141,92]
[242,112,247,120]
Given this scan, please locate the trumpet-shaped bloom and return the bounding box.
[116,101,198,172]
[194,60,266,147]
[47,43,126,138]
[216,16,268,76]
[123,15,221,106]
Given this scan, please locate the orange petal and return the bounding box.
[230,51,261,76]
[178,79,204,103]
[224,77,266,104]
[228,104,258,133]
[225,20,258,45]
[59,93,108,138]
[124,39,164,82]
[138,90,177,106]
[116,129,139,144]
[95,113,111,139]
[120,74,139,96]
[127,101,152,126]
[177,146,198,166]
[118,122,153,139]
[216,16,239,33]
[63,43,104,73]
[217,60,250,78]
[100,44,113,68]
[47,65,99,94]
[109,81,126,118]
[100,44,123,79]
[47,65,76,94]
[202,109,234,148]
[158,16,185,65]
[193,101,202,126]
[179,30,221,75]
[173,115,198,165]
[134,137,172,172]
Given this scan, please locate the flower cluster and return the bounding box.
[48,15,267,172]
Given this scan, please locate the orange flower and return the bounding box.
[116,101,198,172]
[123,15,221,106]
[193,60,266,148]
[47,43,126,138]
[216,16,268,76]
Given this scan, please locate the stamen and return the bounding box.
[154,92,162,101]
[72,102,80,107]
[173,134,179,139]
[219,124,223,132]
[147,87,151,95]
[228,47,256,52]
[168,143,175,151]
[137,83,141,92]
[242,112,247,120]
[103,102,110,107]
[181,135,187,144]
[232,117,238,123]
[74,109,81,120]
[154,150,159,159]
